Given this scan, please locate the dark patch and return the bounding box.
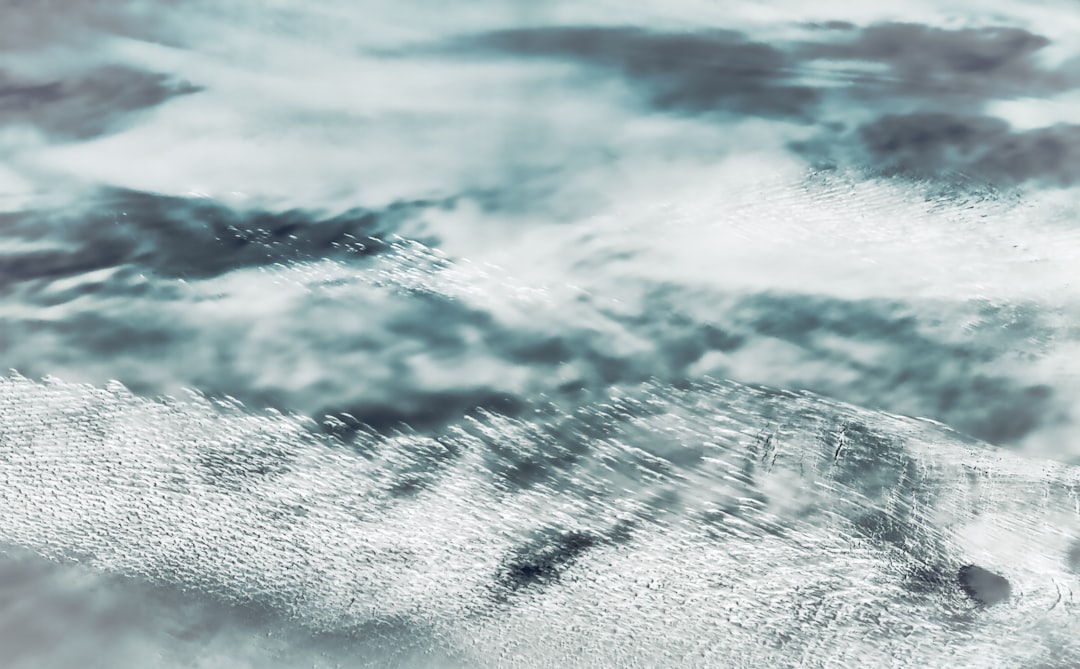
[100,190,397,278]
[0,66,200,140]
[321,390,525,436]
[825,421,933,555]
[801,23,1072,105]
[957,564,1012,605]
[1066,541,1080,573]
[0,244,135,285]
[858,112,1080,186]
[790,22,1080,176]
[965,379,1054,444]
[497,336,574,365]
[970,124,1080,186]
[702,323,745,352]
[454,26,819,119]
[40,311,175,357]
[860,113,1009,170]
[0,189,444,285]
[745,293,915,344]
[0,1,173,51]
[498,530,598,592]
[196,442,296,491]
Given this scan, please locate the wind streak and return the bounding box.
[1,373,1079,667]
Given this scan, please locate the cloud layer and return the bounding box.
[859,113,1080,185]
[0,66,198,141]
[457,27,820,119]
[2,4,1080,450]
[801,23,1075,106]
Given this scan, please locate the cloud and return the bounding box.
[1,0,123,50]
[783,23,1080,183]
[451,22,1080,124]
[452,26,820,119]
[0,189,443,283]
[5,173,1075,450]
[710,292,1060,445]
[2,241,1066,446]
[439,21,1080,189]
[0,0,177,51]
[0,66,200,141]
[859,112,1080,185]
[806,21,857,31]
[802,22,1075,107]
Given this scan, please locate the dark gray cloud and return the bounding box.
[806,21,857,32]
[859,112,1080,185]
[802,23,1075,106]
[0,189,446,284]
[453,26,820,119]
[787,23,1080,183]
[0,66,200,140]
[452,23,1080,123]
[0,0,173,51]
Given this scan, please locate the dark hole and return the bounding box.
[501,531,598,590]
[958,564,1011,606]
[272,223,301,238]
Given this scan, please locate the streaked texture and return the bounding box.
[2,373,1080,667]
